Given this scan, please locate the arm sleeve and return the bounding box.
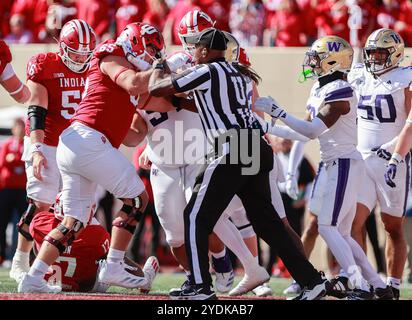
[381,136,399,153]
[267,124,310,142]
[280,114,328,139]
[287,140,306,177]
[171,64,211,93]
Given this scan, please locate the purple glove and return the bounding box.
[385,163,397,188]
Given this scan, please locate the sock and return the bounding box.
[343,235,386,289]
[213,217,255,273]
[107,248,125,263]
[387,277,401,289]
[13,249,30,263]
[338,268,348,278]
[28,259,49,278]
[211,248,226,259]
[318,225,370,291]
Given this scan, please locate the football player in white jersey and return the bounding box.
[348,28,412,299]
[255,36,393,299]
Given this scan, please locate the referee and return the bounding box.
[148,28,330,300]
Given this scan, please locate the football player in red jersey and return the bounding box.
[19,22,166,293]
[29,194,159,293]
[10,19,97,284]
[0,39,31,103]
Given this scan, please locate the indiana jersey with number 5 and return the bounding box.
[25,52,86,147]
[348,64,412,154]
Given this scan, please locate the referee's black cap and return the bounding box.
[185,28,228,51]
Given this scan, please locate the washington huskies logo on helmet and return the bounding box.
[363,28,404,75]
[302,35,353,80]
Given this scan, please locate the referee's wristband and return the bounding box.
[389,152,403,165]
[29,142,45,155]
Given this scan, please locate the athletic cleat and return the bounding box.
[388,286,399,300]
[169,284,217,300]
[346,288,375,300]
[10,258,30,283]
[169,278,190,296]
[90,260,111,293]
[289,278,331,300]
[212,251,234,293]
[139,256,160,294]
[375,285,395,300]
[328,276,352,299]
[229,266,270,296]
[98,260,148,289]
[283,281,302,295]
[252,283,273,297]
[18,273,62,293]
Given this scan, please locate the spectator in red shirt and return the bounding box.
[375,0,400,29]
[163,0,200,45]
[76,0,111,41]
[4,14,34,44]
[357,0,378,47]
[264,0,306,47]
[315,0,350,41]
[229,0,266,47]
[200,0,231,32]
[395,0,412,47]
[11,0,44,42]
[0,118,27,265]
[143,0,170,32]
[115,0,147,37]
[0,0,14,37]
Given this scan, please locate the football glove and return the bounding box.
[254,96,286,119]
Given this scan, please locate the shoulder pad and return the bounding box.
[26,52,59,82]
[95,39,125,60]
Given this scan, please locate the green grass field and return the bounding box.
[1,268,412,299]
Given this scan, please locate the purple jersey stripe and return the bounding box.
[324,87,353,102]
[403,152,411,216]
[331,159,350,226]
[310,161,324,199]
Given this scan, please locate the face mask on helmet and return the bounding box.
[363,47,392,74]
[302,50,324,80]
[61,43,94,73]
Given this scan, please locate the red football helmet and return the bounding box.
[178,10,214,54]
[59,19,96,73]
[238,47,251,66]
[117,22,165,61]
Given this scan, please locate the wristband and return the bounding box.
[389,152,403,165]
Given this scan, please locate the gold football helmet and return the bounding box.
[363,28,404,75]
[302,35,354,80]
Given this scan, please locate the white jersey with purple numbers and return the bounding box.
[348,64,412,156]
[306,79,361,163]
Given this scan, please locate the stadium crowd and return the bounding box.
[2,0,412,48]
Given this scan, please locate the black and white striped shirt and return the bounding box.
[171,58,257,142]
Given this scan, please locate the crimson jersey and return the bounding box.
[72,39,137,148]
[30,211,110,292]
[25,52,87,147]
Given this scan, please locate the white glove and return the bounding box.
[166,51,192,73]
[254,96,286,119]
[138,148,152,170]
[285,173,299,200]
[115,36,152,71]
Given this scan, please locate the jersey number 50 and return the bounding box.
[358,94,397,123]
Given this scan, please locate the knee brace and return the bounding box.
[17,199,37,241]
[113,196,143,234]
[44,220,83,254]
